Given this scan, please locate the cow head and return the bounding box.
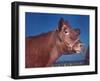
[56,18,84,54]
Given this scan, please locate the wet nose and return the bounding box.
[80,44,83,47]
[79,43,85,52]
[79,43,84,48]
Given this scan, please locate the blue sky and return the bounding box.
[25,12,89,62]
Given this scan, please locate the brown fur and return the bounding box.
[25,31,67,68]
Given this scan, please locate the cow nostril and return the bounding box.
[80,44,83,47]
[79,44,84,49]
[79,43,82,46]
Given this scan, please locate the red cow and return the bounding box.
[25,18,84,68]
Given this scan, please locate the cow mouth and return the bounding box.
[75,50,81,53]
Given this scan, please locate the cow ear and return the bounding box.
[75,29,80,35]
[58,18,64,31]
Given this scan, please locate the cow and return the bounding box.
[25,18,84,68]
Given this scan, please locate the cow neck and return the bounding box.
[48,31,60,56]
[52,31,67,55]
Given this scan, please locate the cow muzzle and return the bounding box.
[74,43,85,53]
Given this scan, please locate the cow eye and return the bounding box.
[64,30,69,35]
